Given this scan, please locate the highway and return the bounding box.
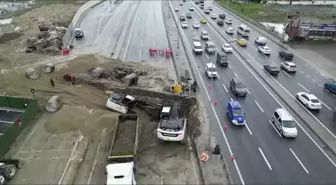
[171,0,336,184]
[200,0,336,135]
[119,0,169,62]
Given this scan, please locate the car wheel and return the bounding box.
[295,94,299,100]
[305,103,309,109]
[279,130,284,136]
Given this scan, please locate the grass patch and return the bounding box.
[216,0,336,23]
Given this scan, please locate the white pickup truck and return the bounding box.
[106,94,137,114]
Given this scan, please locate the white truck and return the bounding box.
[106,114,139,185]
[106,94,137,114]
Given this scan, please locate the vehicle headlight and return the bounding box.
[232,120,237,124]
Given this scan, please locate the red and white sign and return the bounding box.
[200,152,209,162]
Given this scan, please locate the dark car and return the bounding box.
[279,51,294,60]
[200,0,204,3]
[217,20,224,26]
[180,15,186,21]
[204,9,210,14]
[74,28,84,38]
[219,14,225,19]
[230,78,247,97]
[216,52,228,66]
[200,4,204,9]
[186,13,192,19]
[264,65,280,75]
[208,7,213,11]
[195,1,199,4]
[324,81,336,95]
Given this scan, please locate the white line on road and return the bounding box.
[312,79,316,83]
[154,40,156,46]
[283,71,292,78]
[233,72,238,78]
[222,84,228,93]
[290,148,309,174]
[258,147,272,170]
[246,88,251,94]
[141,32,144,37]
[230,98,233,101]
[245,124,252,135]
[228,65,232,69]
[269,120,282,137]
[205,53,209,59]
[254,100,264,112]
[298,83,310,92]
[96,14,105,40]
[306,75,310,78]
[14,123,39,158]
[300,71,304,74]
[320,100,332,110]
[271,61,276,65]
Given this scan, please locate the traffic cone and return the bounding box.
[214,100,217,105]
[224,124,228,131]
[230,154,235,161]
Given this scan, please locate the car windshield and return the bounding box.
[194,45,202,49]
[244,29,250,33]
[207,44,215,48]
[224,44,230,47]
[311,99,320,103]
[290,65,296,68]
[283,120,296,128]
[270,66,278,70]
[75,29,82,33]
[233,109,244,116]
[208,67,217,72]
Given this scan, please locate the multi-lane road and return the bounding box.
[74,0,336,184]
[171,0,336,184]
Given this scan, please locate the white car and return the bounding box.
[296,92,322,110]
[225,19,232,24]
[106,94,136,114]
[226,27,234,34]
[193,22,200,29]
[222,43,232,53]
[201,30,209,40]
[189,7,194,11]
[181,22,188,28]
[258,46,271,55]
[174,8,179,12]
[281,62,297,73]
[255,37,267,45]
[210,14,217,19]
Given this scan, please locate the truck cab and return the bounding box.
[157,102,187,143]
[106,162,136,185]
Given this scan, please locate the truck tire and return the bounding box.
[3,164,16,180]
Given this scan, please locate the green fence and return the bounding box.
[0,96,39,158]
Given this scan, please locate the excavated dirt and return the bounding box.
[111,118,138,156]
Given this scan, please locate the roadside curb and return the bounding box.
[201,6,336,157]
[166,1,196,82]
[213,0,336,80]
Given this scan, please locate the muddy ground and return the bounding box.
[0,3,81,69]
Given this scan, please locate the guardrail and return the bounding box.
[200,4,336,157]
[213,0,336,80]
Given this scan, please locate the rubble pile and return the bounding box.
[63,66,148,87]
[25,21,67,54]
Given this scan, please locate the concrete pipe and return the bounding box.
[122,73,138,86]
[45,95,61,113]
[25,67,40,80]
[91,67,106,79]
[43,63,55,73]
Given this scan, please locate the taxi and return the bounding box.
[200,18,207,24]
[236,38,247,47]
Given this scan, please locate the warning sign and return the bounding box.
[200,152,209,162]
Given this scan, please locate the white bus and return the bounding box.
[237,24,250,37]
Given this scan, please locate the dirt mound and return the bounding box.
[44,105,119,138]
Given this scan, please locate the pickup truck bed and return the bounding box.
[109,114,138,158]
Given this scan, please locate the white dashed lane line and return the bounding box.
[222,84,228,93]
[298,83,310,92]
[282,71,292,78]
[258,147,272,171]
[254,100,264,112]
[290,148,309,174]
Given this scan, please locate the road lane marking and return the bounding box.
[306,75,310,78]
[258,147,272,170]
[320,100,332,110]
[228,65,232,69]
[246,88,250,94]
[96,14,105,40]
[254,100,264,112]
[141,32,144,37]
[269,120,282,137]
[230,98,233,101]
[233,72,238,78]
[205,53,209,59]
[222,84,228,93]
[122,1,141,60]
[312,79,316,83]
[202,0,336,167]
[290,148,309,174]
[300,71,304,74]
[154,40,156,46]
[282,71,292,78]
[210,104,245,185]
[298,83,310,92]
[245,124,252,135]
[271,61,276,65]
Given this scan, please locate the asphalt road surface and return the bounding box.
[202,0,336,135]
[119,0,169,62]
[171,0,336,184]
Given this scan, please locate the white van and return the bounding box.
[271,108,298,138]
[193,41,203,54]
[237,24,250,37]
